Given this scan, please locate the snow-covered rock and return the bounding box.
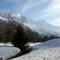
[10,38,60,60]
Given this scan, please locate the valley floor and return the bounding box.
[10,38,60,60]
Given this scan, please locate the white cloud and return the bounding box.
[37,0,60,17]
[16,13,21,17]
[49,17,60,26]
[45,0,60,16]
[35,0,60,26]
[22,0,60,27]
[22,0,48,12]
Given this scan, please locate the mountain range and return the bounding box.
[0,12,60,42]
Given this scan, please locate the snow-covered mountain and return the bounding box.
[0,12,27,23]
[0,12,60,37]
[0,12,43,43]
[24,20,60,36]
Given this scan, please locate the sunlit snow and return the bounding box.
[10,39,60,60]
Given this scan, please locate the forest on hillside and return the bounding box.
[0,13,59,43]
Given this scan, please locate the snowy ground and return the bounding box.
[0,43,13,46]
[10,38,60,60]
[0,43,20,60]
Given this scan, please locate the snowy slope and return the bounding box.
[32,38,60,51]
[24,20,60,36]
[10,38,60,60]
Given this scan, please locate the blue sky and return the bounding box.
[0,0,60,26]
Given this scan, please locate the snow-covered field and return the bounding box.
[0,43,20,60]
[10,38,60,60]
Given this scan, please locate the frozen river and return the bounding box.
[0,43,20,60]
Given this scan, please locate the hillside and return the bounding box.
[0,12,59,43]
[0,12,42,43]
[24,20,60,36]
